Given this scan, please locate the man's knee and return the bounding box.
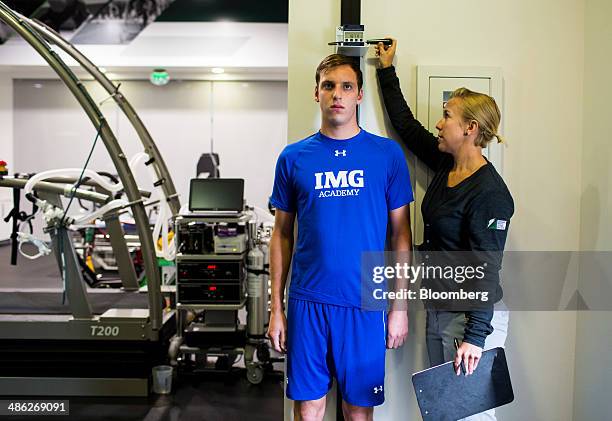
[341,401,373,421]
[294,397,326,421]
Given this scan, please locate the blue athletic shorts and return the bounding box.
[286,298,387,407]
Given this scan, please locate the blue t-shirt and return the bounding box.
[270,129,414,308]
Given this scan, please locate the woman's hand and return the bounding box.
[375,37,397,69]
[454,341,483,375]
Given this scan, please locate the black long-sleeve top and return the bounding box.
[377,66,514,348]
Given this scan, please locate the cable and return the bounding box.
[58,125,101,303]
[61,125,102,225]
[77,197,90,211]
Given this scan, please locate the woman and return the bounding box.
[375,39,513,420]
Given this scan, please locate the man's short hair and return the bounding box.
[315,54,363,90]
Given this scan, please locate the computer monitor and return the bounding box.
[188,178,244,212]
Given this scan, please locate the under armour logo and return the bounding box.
[334,150,346,157]
[373,385,383,394]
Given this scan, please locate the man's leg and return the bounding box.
[286,299,333,419]
[294,397,326,421]
[330,307,386,410]
[341,400,373,421]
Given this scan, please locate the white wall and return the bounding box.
[211,81,288,210]
[13,79,119,174]
[0,71,13,241]
[287,0,339,141]
[288,0,585,419]
[101,79,213,205]
[362,1,583,420]
[578,4,612,251]
[7,79,286,225]
[574,0,612,418]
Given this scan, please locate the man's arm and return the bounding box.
[267,209,296,353]
[386,204,412,349]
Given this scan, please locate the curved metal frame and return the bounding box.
[21,16,181,216]
[0,1,162,331]
[0,177,110,204]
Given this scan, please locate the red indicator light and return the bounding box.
[209,286,217,291]
[207,265,217,270]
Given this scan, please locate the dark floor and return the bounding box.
[0,244,285,420]
[4,375,284,421]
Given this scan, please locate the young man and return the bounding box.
[267,54,413,421]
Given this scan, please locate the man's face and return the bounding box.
[315,65,363,128]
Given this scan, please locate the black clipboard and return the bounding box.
[412,347,514,421]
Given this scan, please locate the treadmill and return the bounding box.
[0,177,175,397]
[0,2,183,397]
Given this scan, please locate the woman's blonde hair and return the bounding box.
[450,88,504,147]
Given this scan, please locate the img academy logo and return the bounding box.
[314,170,364,198]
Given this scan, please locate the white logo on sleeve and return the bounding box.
[373,385,384,394]
[487,218,507,231]
[314,170,364,198]
[334,149,347,157]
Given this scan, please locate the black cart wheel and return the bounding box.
[246,365,264,385]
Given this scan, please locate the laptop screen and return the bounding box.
[189,178,244,212]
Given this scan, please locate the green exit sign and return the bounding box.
[150,69,170,86]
